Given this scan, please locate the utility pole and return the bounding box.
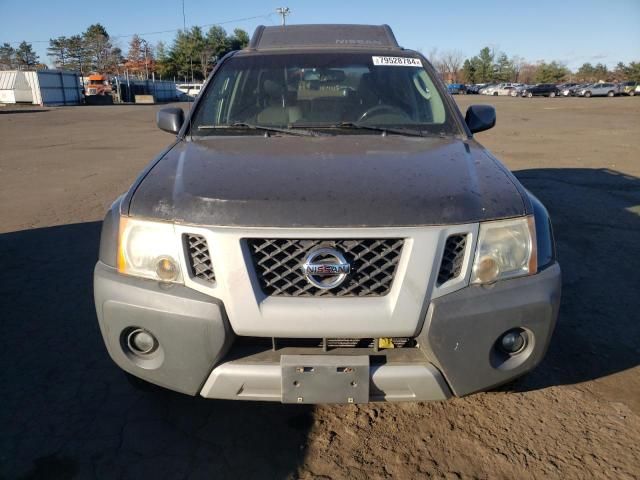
[276,7,290,26]
[140,39,149,80]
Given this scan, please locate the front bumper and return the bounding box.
[94,261,561,402]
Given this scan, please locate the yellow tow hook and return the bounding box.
[378,338,395,349]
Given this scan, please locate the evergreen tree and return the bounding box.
[0,42,16,69]
[626,62,640,82]
[15,41,39,68]
[83,23,119,72]
[230,28,250,51]
[534,61,569,83]
[461,59,476,83]
[48,37,69,69]
[493,52,514,82]
[477,47,494,82]
[66,35,89,73]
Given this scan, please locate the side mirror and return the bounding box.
[156,107,184,134]
[465,105,496,134]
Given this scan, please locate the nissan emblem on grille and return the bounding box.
[302,248,351,290]
[247,239,403,297]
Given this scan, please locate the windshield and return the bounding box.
[190,52,458,136]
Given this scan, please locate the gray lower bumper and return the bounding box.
[94,261,560,402]
[94,262,232,395]
[419,263,562,396]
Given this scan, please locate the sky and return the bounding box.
[2,0,639,70]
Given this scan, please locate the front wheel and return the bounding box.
[585,91,592,98]
[629,90,635,96]
[493,92,499,96]
[527,92,533,98]
[549,91,556,98]
[607,91,614,97]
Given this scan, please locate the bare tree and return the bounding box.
[426,47,438,64]
[423,47,447,80]
[440,50,465,82]
[511,55,525,82]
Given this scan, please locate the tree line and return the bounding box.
[1,23,250,81]
[0,41,42,69]
[43,23,250,81]
[429,47,640,84]
[3,29,639,85]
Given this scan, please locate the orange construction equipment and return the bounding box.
[85,74,112,96]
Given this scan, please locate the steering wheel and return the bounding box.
[357,104,410,124]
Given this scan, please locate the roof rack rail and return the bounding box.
[248,24,400,50]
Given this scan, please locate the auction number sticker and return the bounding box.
[372,56,423,67]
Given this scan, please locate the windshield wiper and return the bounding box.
[335,122,426,137]
[197,122,316,136]
[290,122,426,137]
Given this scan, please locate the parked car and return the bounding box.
[467,83,486,94]
[576,82,617,97]
[447,83,467,95]
[94,24,561,404]
[556,83,577,96]
[492,85,516,96]
[561,83,588,97]
[521,84,560,97]
[619,81,638,96]
[510,84,530,96]
[177,83,204,99]
[483,83,518,95]
[479,84,498,95]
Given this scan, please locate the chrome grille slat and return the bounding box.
[437,234,467,285]
[185,234,216,283]
[247,238,404,297]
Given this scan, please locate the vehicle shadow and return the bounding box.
[0,222,312,479]
[510,168,640,391]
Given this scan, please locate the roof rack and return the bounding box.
[248,24,400,50]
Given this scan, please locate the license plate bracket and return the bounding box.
[281,355,369,404]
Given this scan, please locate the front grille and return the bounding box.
[185,234,216,283]
[247,238,404,297]
[437,234,467,285]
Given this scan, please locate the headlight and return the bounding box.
[471,216,537,284]
[117,217,184,283]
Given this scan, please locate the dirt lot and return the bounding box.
[1,96,639,479]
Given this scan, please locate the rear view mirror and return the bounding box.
[156,107,184,134]
[465,105,496,134]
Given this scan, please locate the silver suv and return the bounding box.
[94,24,561,404]
[576,83,617,97]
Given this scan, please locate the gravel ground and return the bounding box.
[1,96,639,479]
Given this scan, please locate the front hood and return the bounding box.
[129,135,526,227]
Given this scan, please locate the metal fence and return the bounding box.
[24,71,83,106]
[112,77,179,103]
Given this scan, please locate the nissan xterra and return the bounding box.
[94,24,561,404]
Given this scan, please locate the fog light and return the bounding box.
[156,257,179,281]
[127,328,157,355]
[499,329,527,354]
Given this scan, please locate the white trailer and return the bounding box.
[0,71,34,104]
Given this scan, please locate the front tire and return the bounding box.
[585,91,592,98]
[607,91,614,97]
[629,90,635,96]
[527,92,533,98]
[549,91,556,98]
